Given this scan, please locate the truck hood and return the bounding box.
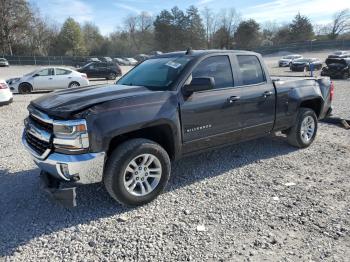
[30,84,161,119]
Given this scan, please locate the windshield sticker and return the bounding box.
[166,61,182,69]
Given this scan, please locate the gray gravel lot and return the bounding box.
[0,51,350,261]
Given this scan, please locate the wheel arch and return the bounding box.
[107,124,177,160]
[299,98,322,118]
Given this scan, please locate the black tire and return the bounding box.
[18,83,32,94]
[107,73,116,80]
[104,138,171,206]
[68,81,80,88]
[286,108,318,148]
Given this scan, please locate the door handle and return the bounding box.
[262,91,273,98]
[228,96,240,104]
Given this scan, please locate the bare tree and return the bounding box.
[216,8,241,49]
[328,9,350,39]
[0,0,32,55]
[201,7,215,48]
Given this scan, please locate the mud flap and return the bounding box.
[40,171,77,208]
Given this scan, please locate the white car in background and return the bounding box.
[0,80,13,105]
[278,54,303,67]
[7,67,89,94]
[126,58,138,66]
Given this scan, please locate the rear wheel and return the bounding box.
[104,138,171,206]
[286,108,317,148]
[107,73,116,80]
[18,83,32,94]
[68,81,80,88]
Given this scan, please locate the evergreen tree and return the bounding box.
[57,18,86,56]
[234,19,261,49]
[289,13,314,42]
[186,6,206,49]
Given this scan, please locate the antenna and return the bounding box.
[185,47,193,55]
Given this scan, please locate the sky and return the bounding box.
[30,0,350,35]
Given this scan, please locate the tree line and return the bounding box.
[1,0,349,57]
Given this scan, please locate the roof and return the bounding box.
[154,49,259,59]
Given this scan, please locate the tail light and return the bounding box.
[0,83,8,89]
[330,81,334,101]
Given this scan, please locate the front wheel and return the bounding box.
[286,108,318,148]
[18,83,32,94]
[104,138,171,206]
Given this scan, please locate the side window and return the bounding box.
[55,68,71,75]
[97,63,107,68]
[37,69,50,76]
[237,55,265,85]
[37,68,54,76]
[192,56,233,89]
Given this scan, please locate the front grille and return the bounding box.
[25,131,51,155]
[29,115,53,133]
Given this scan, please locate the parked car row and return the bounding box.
[278,50,350,79]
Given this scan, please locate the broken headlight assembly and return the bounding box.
[53,119,89,154]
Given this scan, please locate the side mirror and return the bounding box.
[32,74,39,77]
[183,77,214,95]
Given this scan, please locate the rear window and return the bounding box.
[237,55,265,85]
[55,68,71,75]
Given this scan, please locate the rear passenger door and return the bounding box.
[96,63,107,78]
[233,55,275,138]
[54,68,72,89]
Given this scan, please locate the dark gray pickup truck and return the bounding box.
[22,50,333,207]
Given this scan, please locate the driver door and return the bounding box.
[180,55,242,154]
[33,68,55,90]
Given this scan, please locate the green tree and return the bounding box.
[273,25,291,45]
[234,19,261,49]
[57,18,86,56]
[154,10,174,51]
[82,22,104,55]
[186,6,206,49]
[289,13,314,42]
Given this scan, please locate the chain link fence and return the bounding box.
[255,39,350,55]
[1,39,350,66]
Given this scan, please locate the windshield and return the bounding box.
[295,59,311,63]
[117,57,191,89]
[82,62,93,68]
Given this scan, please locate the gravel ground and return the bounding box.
[0,51,350,261]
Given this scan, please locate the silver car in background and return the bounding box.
[0,58,9,67]
[278,54,303,67]
[7,67,89,94]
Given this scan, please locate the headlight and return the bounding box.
[53,119,89,153]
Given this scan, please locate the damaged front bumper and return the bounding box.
[23,134,105,207]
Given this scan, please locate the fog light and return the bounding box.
[59,163,70,179]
